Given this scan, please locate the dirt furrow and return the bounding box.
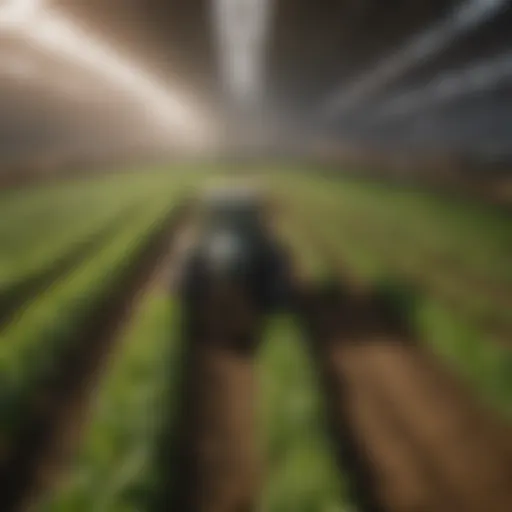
[173,344,261,512]
[299,286,512,512]
[362,343,512,511]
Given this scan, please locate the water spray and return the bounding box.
[212,0,273,107]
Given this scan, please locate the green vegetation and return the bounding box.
[0,175,179,296]
[0,168,509,511]
[271,172,512,416]
[40,295,184,512]
[0,175,165,254]
[0,176,185,449]
[258,316,353,512]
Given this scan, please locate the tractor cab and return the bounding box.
[180,185,290,318]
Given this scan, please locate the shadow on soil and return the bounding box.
[294,275,423,512]
[148,306,262,512]
[296,274,421,342]
[148,274,422,512]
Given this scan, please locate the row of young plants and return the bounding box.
[40,295,184,512]
[0,190,182,451]
[272,174,512,336]
[43,310,354,512]
[41,232,354,512]
[0,174,183,296]
[275,172,512,286]
[0,197,152,328]
[258,316,355,512]
[277,185,512,418]
[0,174,163,257]
[28,169,354,511]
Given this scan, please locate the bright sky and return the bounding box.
[0,0,212,144]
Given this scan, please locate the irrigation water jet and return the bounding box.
[212,0,273,108]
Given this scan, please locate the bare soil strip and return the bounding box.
[0,204,187,512]
[297,284,512,512]
[171,342,261,512]
[168,281,264,512]
[276,200,512,511]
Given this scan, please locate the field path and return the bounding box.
[300,289,512,512]
[173,343,261,512]
[152,207,263,512]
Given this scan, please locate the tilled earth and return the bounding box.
[175,343,261,512]
[300,287,512,512]
[6,204,511,512]
[167,214,512,512]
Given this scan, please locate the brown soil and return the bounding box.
[172,342,261,512]
[6,192,507,512]
[299,286,512,512]
[0,205,186,512]
[169,269,512,512]
[284,196,512,345]
[168,270,265,512]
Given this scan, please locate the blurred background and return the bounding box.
[0,1,511,511]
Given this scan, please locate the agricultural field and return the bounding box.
[39,295,183,512]
[258,316,353,512]
[0,172,188,510]
[270,171,512,417]
[0,168,510,512]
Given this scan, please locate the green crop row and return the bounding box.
[0,174,186,292]
[272,173,512,287]
[39,298,355,512]
[258,316,354,512]
[0,197,145,307]
[276,181,512,418]
[281,188,512,341]
[41,295,184,512]
[0,174,168,255]
[0,190,180,448]
[43,309,356,512]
